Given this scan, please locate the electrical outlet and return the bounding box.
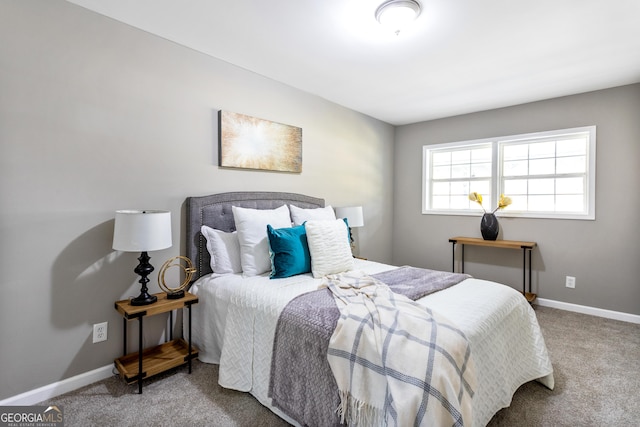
[565,276,576,289]
[93,322,108,343]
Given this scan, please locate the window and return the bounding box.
[422,126,596,219]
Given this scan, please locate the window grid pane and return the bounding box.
[499,131,591,215]
[428,144,492,211]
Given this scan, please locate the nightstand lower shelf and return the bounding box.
[115,338,198,384]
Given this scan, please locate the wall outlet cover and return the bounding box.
[566,276,576,289]
[93,322,108,343]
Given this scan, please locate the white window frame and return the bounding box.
[422,126,596,220]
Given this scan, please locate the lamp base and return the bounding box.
[130,292,158,306]
[130,251,158,306]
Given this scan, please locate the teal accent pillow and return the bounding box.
[267,224,311,279]
[342,218,351,243]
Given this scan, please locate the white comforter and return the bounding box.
[188,259,554,427]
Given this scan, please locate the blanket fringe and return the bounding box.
[336,389,385,427]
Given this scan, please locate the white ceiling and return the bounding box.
[67,0,640,125]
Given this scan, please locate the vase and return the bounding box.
[481,213,499,240]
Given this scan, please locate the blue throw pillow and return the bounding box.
[342,217,351,242]
[267,224,311,279]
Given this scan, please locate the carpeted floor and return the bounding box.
[488,306,640,426]
[39,305,640,426]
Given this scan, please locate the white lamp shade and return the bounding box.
[335,206,364,228]
[112,210,172,252]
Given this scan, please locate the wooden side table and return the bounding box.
[114,291,199,393]
[449,236,537,303]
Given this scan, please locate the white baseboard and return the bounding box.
[535,298,640,324]
[0,364,114,406]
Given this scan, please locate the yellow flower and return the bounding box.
[469,192,483,204]
[497,194,512,210]
[468,192,511,214]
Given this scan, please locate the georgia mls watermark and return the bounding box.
[0,406,63,427]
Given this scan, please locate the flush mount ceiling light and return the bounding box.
[375,0,422,34]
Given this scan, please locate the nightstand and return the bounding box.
[114,292,199,393]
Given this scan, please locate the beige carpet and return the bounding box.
[39,306,640,426]
[488,305,639,426]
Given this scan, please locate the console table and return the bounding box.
[449,236,537,303]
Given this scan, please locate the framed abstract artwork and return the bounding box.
[218,111,302,173]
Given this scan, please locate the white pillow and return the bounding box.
[232,205,292,276]
[290,205,335,226]
[200,226,242,274]
[305,219,354,278]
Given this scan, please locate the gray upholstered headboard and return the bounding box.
[186,191,325,281]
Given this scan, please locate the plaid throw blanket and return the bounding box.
[324,270,476,427]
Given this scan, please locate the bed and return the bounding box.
[185,191,554,426]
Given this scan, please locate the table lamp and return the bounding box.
[335,206,364,253]
[113,210,172,306]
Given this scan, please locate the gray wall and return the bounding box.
[0,1,394,399]
[393,84,640,316]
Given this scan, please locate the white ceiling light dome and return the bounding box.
[375,0,422,34]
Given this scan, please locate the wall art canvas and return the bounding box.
[218,110,302,173]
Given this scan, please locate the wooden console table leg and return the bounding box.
[522,246,536,303]
[529,248,532,295]
[451,241,455,273]
[449,240,465,273]
[522,247,527,294]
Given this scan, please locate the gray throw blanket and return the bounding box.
[268,267,470,426]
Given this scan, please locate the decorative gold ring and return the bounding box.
[158,256,196,294]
